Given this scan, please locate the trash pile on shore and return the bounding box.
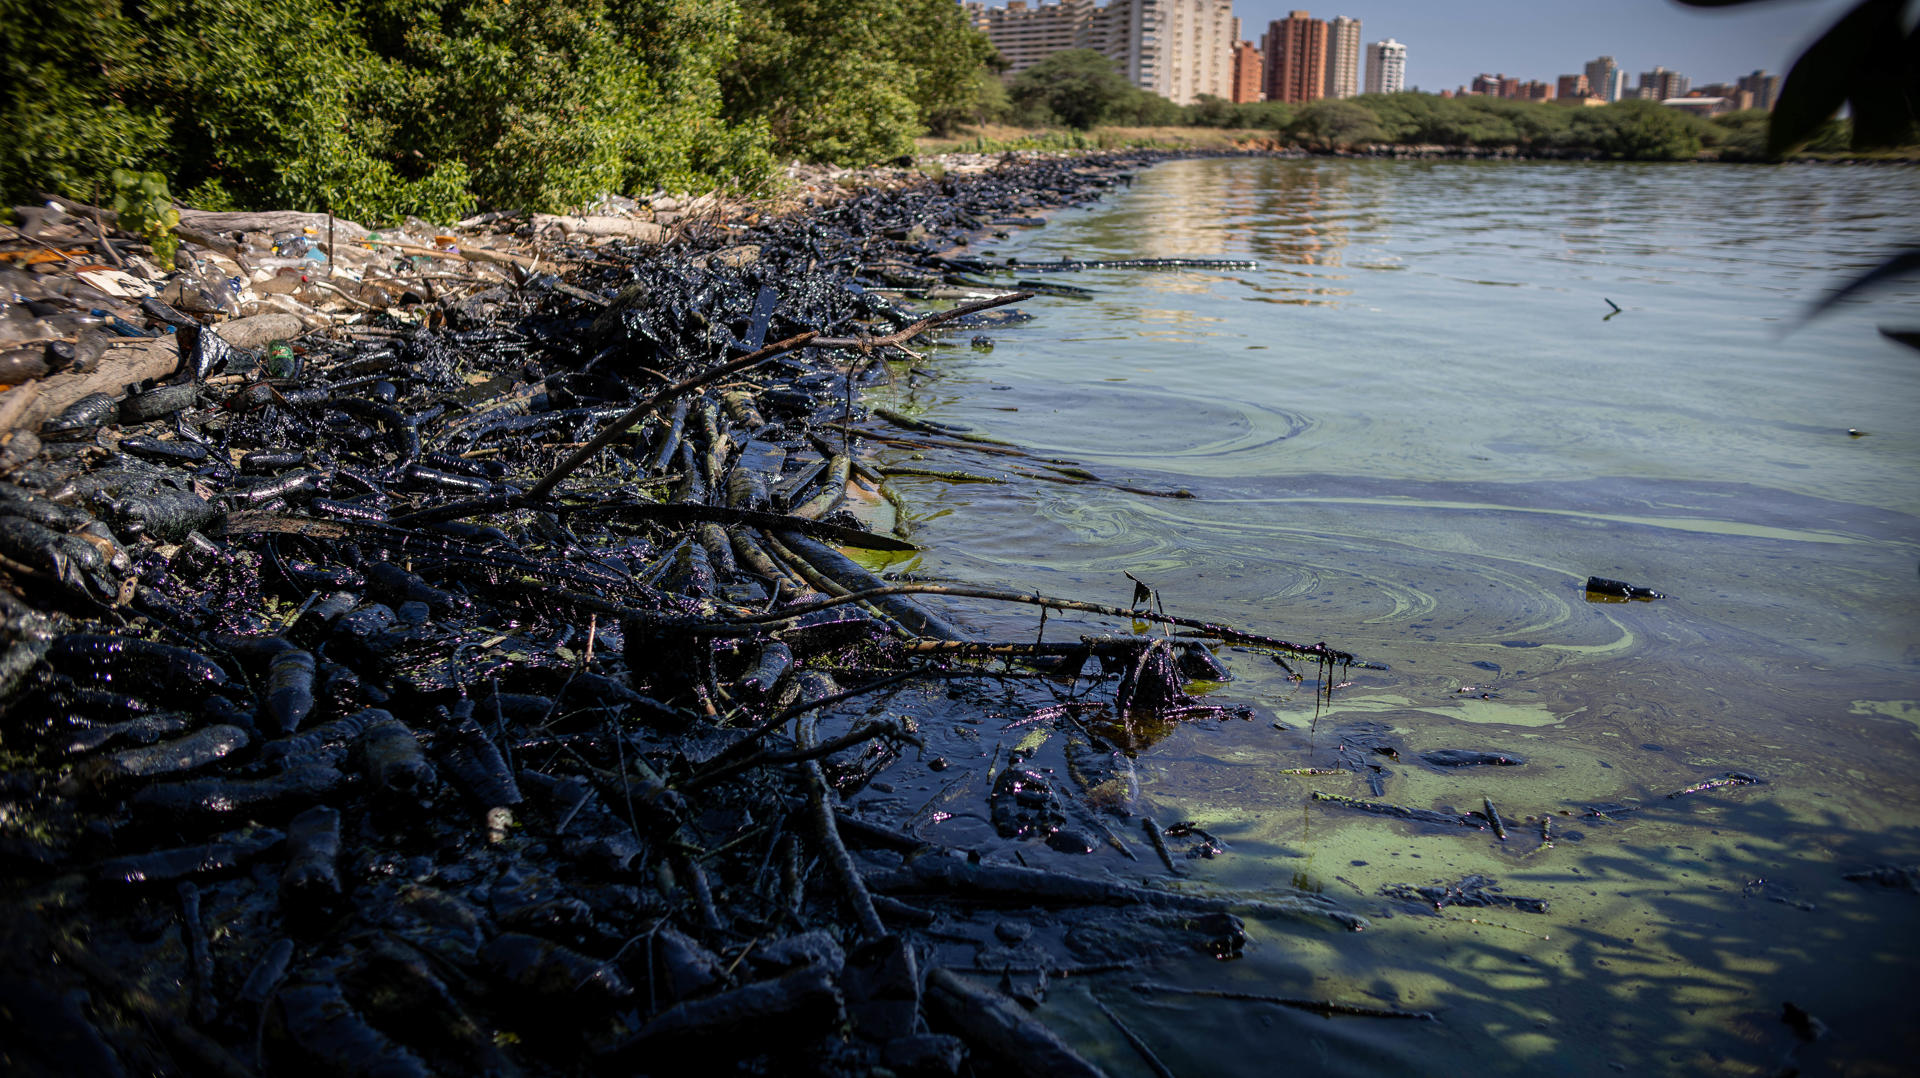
[0,150,1370,1076]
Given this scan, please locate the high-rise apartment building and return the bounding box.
[1232,40,1265,102]
[1556,73,1589,100]
[1638,65,1690,101]
[1364,38,1405,95]
[1157,0,1237,106]
[965,0,1234,105]
[965,0,1098,74]
[1324,15,1361,99]
[1470,73,1506,97]
[1584,56,1625,102]
[1737,69,1780,110]
[1263,11,1326,104]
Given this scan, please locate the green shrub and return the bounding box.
[1708,109,1773,161]
[723,0,996,166]
[0,0,170,206]
[107,169,181,267]
[1569,100,1706,160]
[1287,99,1386,149]
[1008,50,1135,131]
[0,0,778,220]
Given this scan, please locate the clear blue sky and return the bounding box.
[1232,0,1861,92]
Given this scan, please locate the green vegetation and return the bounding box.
[3,0,1910,226]
[724,0,994,167]
[1007,50,1136,130]
[107,169,181,268]
[917,124,1266,156]
[972,81,1875,163]
[0,0,996,221]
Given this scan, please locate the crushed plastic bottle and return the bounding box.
[265,339,297,378]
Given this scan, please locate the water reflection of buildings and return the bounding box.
[1250,163,1355,267]
[1125,161,1357,268]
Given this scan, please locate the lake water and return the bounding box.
[875,158,1920,1076]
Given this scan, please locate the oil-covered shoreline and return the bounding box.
[0,151,1387,1076]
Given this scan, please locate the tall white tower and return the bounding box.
[1325,15,1362,98]
[1365,38,1405,95]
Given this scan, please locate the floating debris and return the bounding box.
[1841,864,1920,893]
[1379,873,1549,913]
[1667,771,1763,799]
[1585,576,1664,601]
[1420,748,1527,768]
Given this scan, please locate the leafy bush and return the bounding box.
[1568,100,1705,161]
[1287,100,1386,150]
[0,0,785,220]
[1184,95,1239,128]
[365,0,766,210]
[1708,109,1772,161]
[1232,100,1296,132]
[107,170,181,267]
[723,0,997,165]
[1008,50,1135,130]
[0,0,171,206]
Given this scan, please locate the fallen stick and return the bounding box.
[1092,994,1177,1078]
[1128,981,1434,1021]
[683,719,913,793]
[19,336,181,429]
[565,501,920,552]
[1312,790,1477,829]
[811,291,1032,350]
[865,853,1366,930]
[602,963,843,1058]
[0,382,43,431]
[798,713,887,942]
[1141,816,1183,875]
[703,582,1358,664]
[381,241,540,269]
[925,967,1111,1078]
[825,422,1035,457]
[526,330,818,501]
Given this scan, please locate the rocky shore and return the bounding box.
[0,150,1368,1077]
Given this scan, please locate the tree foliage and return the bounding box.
[1008,50,1135,130]
[362,0,767,211]
[1287,100,1386,150]
[0,0,995,219]
[1568,99,1704,160]
[722,0,998,164]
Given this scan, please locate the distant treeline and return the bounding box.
[1003,51,1852,163]
[1184,93,1843,163]
[1,0,998,222]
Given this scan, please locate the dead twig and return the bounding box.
[797,713,887,942]
[703,582,1358,664]
[810,291,1032,350]
[525,330,819,501]
[1128,981,1434,1021]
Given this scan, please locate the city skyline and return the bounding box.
[1230,0,1856,93]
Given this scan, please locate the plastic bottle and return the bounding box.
[266,340,297,378]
